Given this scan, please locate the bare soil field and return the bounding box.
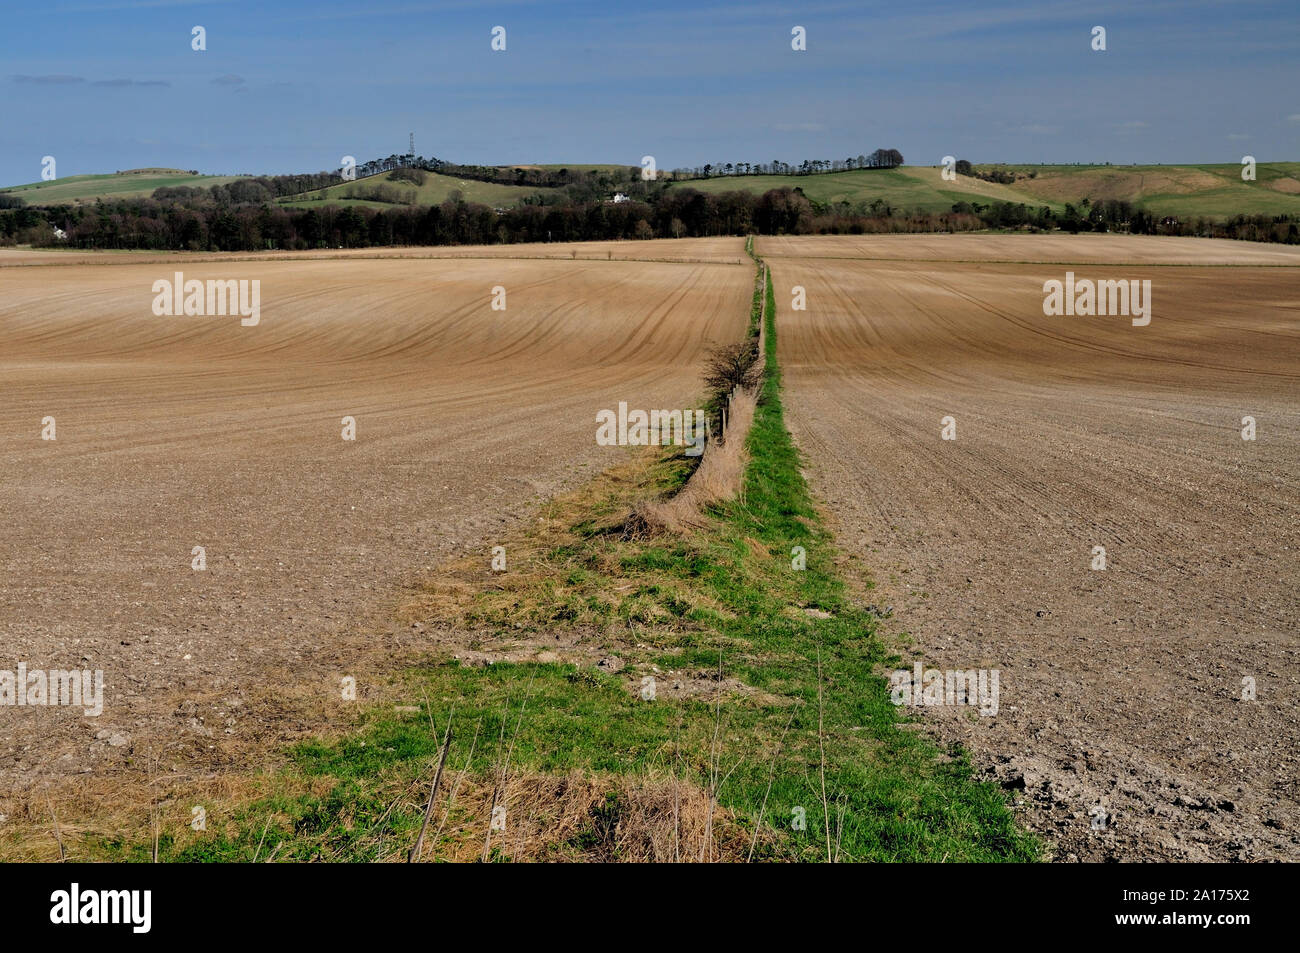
[0,238,750,794]
[0,238,746,269]
[763,233,1300,861]
[766,232,1300,265]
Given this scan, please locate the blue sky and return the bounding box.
[2,0,1297,185]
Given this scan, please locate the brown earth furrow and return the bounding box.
[0,238,750,793]
[765,233,1300,862]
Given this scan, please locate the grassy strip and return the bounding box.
[85,241,1036,863]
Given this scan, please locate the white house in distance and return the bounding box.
[611,192,630,203]
[52,226,67,240]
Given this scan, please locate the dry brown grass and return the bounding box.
[412,769,757,862]
[0,669,412,861]
[0,761,333,862]
[632,386,758,533]
[0,757,764,863]
[400,446,733,638]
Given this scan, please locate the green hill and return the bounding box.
[666,166,1061,213]
[971,162,1300,218]
[6,161,1298,220]
[1,170,245,205]
[279,170,560,209]
[664,162,1300,219]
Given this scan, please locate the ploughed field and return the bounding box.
[0,238,751,791]
[762,233,1300,861]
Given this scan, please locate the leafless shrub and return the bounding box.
[702,341,762,401]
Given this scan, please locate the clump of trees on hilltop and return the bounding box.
[309,153,623,193]
[952,159,1032,185]
[671,149,903,179]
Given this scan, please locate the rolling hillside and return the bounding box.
[5,161,1298,220]
[1,169,245,205]
[279,169,561,209]
[667,166,1061,213]
[666,162,1300,218]
[971,162,1300,218]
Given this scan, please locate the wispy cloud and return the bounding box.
[11,74,85,84]
[92,78,171,87]
[212,74,246,86]
[13,74,169,87]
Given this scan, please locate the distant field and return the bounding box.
[280,170,560,209]
[668,166,1061,213]
[667,162,1300,219]
[0,171,245,205]
[974,162,1300,218]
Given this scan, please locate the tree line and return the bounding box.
[671,149,904,180]
[4,183,1296,251]
[154,172,345,206]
